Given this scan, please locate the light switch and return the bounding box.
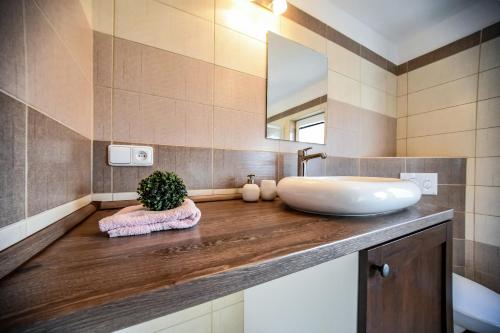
[108,145,153,166]
[108,145,131,165]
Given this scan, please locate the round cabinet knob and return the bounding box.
[374,263,390,278]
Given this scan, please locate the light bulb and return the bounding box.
[272,0,287,15]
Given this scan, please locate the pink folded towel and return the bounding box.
[99,199,201,237]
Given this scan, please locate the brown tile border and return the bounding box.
[407,32,480,72]
[481,21,500,43]
[399,20,500,74]
[267,94,327,123]
[280,2,398,74]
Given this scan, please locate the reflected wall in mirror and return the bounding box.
[266,32,328,144]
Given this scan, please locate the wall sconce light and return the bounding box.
[253,0,288,15]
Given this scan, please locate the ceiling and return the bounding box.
[328,0,477,43]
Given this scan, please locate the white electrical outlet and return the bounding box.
[400,173,438,195]
[108,145,153,166]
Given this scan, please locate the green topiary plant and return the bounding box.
[137,171,188,211]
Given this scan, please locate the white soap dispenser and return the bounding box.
[242,174,260,202]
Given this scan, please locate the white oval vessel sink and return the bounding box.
[277,176,422,216]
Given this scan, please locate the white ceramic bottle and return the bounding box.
[242,174,260,202]
[260,180,277,201]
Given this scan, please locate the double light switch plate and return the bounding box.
[400,173,438,195]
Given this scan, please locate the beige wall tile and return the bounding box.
[386,72,397,96]
[326,41,360,80]
[142,44,214,105]
[112,89,141,142]
[113,90,194,146]
[358,110,396,157]
[476,127,500,157]
[183,102,213,148]
[93,85,112,141]
[478,66,500,100]
[465,213,474,240]
[214,107,277,151]
[467,157,475,185]
[475,214,500,247]
[212,302,244,333]
[361,84,386,115]
[327,99,361,132]
[361,59,386,92]
[328,70,361,107]
[406,131,476,157]
[326,128,359,157]
[26,0,92,138]
[112,89,191,147]
[35,0,93,80]
[475,157,500,186]
[91,0,114,34]
[397,95,408,117]
[397,73,407,96]
[477,97,500,129]
[280,17,325,54]
[158,0,214,21]
[113,37,142,92]
[408,74,477,116]
[141,94,186,146]
[408,47,479,93]
[396,139,407,157]
[407,103,476,138]
[216,0,279,42]
[475,186,500,216]
[466,185,475,213]
[397,117,407,139]
[215,24,266,78]
[0,0,26,101]
[214,66,265,114]
[480,36,500,72]
[115,0,214,63]
[386,93,397,118]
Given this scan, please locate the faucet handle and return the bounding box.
[301,147,313,154]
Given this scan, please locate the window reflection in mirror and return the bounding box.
[266,32,328,144]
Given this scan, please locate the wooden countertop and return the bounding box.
[0,200,453,332]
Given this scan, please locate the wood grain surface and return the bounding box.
[0,200,453,332]
[0,204,97,280]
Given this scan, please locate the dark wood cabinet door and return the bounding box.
[358,222,453,333]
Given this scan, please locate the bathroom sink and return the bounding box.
[277,176,421,216]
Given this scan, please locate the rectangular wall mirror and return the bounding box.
[266,32,328,144]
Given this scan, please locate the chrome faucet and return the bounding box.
[297,147,327,177]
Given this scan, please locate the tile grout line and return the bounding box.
[211,0,216,192]
[110,0,116,196]
[472,31,483,265]
[0,87,92,141]
[22,0,29,226]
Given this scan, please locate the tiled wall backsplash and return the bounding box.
[91,0,399,173]
[396,23,500,293]
[0,0,92,248]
